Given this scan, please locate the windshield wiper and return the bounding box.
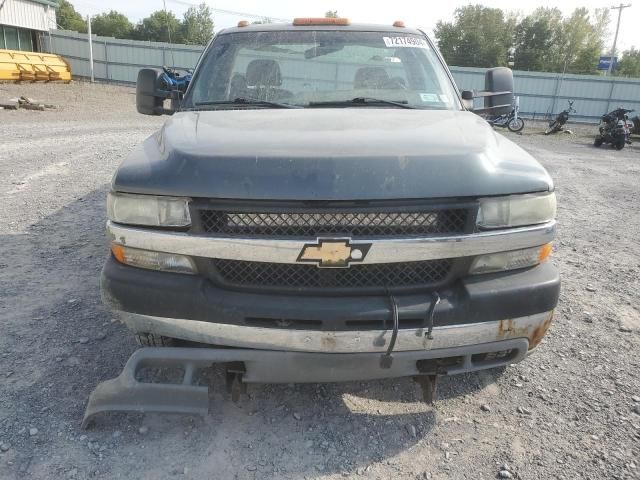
[192,98,300,109]
[307,97,417,109]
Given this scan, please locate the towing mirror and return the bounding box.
[136,68,172,116]
[483,67,514,115]
[462,67,515,116]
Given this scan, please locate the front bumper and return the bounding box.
[102,255,560,334]
[86,256,558,427]
[121,310,554,355]
[103,254,558,366]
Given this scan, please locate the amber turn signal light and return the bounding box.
[111,243,126,264]
[293,17,350,26]
[538,243,553,263]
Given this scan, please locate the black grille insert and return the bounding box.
[197,209,468,237]
[212,259,453,291]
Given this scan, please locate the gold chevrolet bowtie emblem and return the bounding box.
[298,239,372,268]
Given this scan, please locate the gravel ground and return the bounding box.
[0,82,638,480]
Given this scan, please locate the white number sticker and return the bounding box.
[420,93,439,103]
[383,36,429,49]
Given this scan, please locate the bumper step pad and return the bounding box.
[82,339,528,428]
[82,347,265,429]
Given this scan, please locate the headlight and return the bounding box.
[111,244,197,274]
[107,192,191,227]
[470,243,552,275]
[477,193,556,229]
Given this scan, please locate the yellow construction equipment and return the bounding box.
[0,49,72,83]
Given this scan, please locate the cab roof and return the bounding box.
[219,22,425,36]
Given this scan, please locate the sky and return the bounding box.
[71,0,638,53]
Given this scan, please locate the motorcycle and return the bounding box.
[159,66,193,94]
[545,100,575,135]
[486,101,525,133]
[594,107,634,150]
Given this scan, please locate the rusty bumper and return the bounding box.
[121,311,555,354]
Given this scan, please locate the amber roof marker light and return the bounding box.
[293,17,351,26]
[237,20,250,27]
[393,20,406,28]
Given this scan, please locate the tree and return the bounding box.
[617,48,640,77]
[434,5,516,68]
[56,0,87,33]
[325,10,339,19]
[181,3,214,45]
[560,8,601,74]
[513,8,567,72]
[437,5,610,73]
[91,11,134,39]
[569,8,610,74]
[134,10,183,43]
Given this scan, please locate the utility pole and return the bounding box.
[163,0,175,67]
[86,15,94,83]
[163,0,172,44]
[607,3,631,76]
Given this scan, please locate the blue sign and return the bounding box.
[598,56,618,71]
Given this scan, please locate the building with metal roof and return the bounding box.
[0,0,57,51]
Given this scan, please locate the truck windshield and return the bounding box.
[183,30,461,110]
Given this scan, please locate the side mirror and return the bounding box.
[136,68,169,115]
[460,90,474,110]
[484,67,514,115]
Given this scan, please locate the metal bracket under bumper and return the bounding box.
[82,338,528,428]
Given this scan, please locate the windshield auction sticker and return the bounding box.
[383,37,429,49]
[420,93,439,103]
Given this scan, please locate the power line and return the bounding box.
[165,0,290,23]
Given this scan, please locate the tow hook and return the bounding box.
[413,375,439,404]
[225,362,247,402]
[380,291,399,369]
[414,351,450,404]
[424,292,441,340]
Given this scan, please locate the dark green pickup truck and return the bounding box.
[83,18,559,427]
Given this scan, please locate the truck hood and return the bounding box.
[113,109,553,200]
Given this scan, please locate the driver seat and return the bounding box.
[354,67,390,89]
[245,59,290,101]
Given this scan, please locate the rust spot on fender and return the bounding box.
[528,311,554,350]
